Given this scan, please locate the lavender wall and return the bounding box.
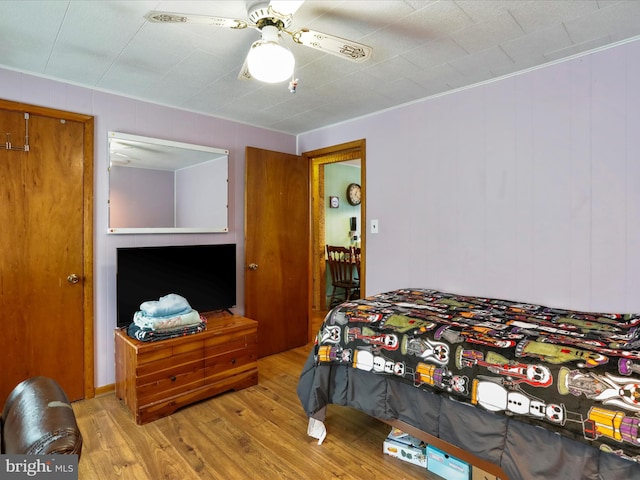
[0,68,296,388]
[299,39,640,314]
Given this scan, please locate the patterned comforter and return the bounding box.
[312,288,640,463]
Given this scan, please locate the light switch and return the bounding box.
[371,219,379,234]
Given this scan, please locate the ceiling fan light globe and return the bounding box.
[247,40,295,83]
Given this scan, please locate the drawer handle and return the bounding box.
[231,359,236,364]
[170,376,177,382]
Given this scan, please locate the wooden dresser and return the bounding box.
[115,314,258,425]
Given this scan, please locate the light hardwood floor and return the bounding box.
[73,313,441,479]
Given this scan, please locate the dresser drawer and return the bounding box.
[205,332,258,376]
[137,348,203,378]
[204,327,256,349]
[204,346,257,379]
[137,337,204,365]
[205,331,256,354]
[137,364,205,406]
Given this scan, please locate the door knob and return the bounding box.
[248,263,259,270]
[67,274,80,284]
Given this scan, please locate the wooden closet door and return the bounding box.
[0,111,86,401]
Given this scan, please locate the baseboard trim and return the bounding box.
[95,383,115,396]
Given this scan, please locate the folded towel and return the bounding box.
[140,293,191,317]
[133,309,202,331]
[127,321,206,342]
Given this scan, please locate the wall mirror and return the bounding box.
[107,132,229,234]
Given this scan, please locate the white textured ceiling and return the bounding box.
[1,0,639,134]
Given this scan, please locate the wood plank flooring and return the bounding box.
[73,313,442,479]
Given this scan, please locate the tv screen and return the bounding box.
[116,243,236,328]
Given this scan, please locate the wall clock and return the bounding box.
[346,183,361,206]
[329,196,339,208]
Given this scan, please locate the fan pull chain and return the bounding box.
[288,76,298,93]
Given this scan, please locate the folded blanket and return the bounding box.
[140,293,191,318]
[133,309,202,331]
[127,321,207,342]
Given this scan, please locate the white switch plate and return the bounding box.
[371,219,379,234]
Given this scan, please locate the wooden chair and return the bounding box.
[326,245,360,307]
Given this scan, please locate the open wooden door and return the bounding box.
[244,147,309,357]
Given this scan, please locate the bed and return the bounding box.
[297,288,640,480]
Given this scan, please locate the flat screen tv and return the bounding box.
[116,243,236,328]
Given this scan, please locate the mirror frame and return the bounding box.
[107,132,229,234]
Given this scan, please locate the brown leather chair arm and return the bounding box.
[1,376,82,456]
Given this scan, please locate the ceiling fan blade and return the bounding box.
[269,0,305,17]
[145,11,249,29]
[291,29,372,63]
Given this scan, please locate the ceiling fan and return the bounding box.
[145,0,373,86]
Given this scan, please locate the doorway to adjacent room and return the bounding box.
[304,139,366,314]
